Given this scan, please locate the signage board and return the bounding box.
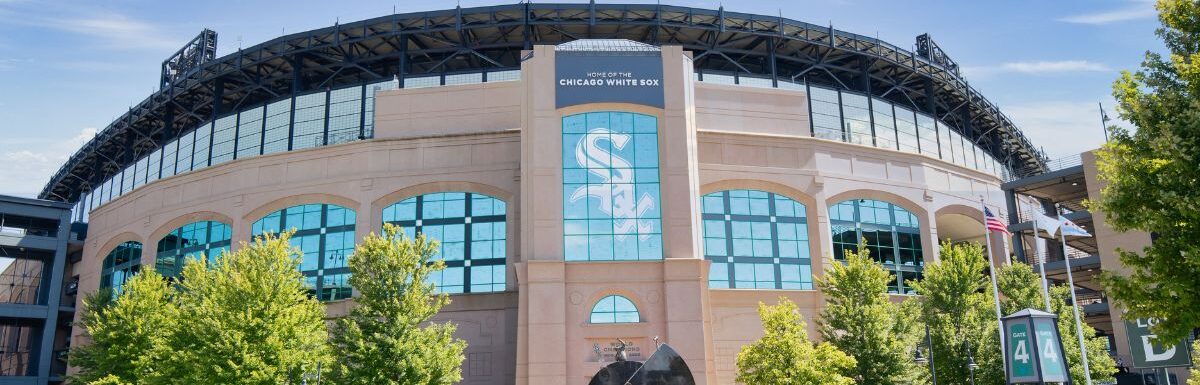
[1007,321,1038,382]
[1032,317,1069,382]
[1124,318,1193,369]
[555,54,664,109]
[1004,309,1071,384]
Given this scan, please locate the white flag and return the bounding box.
[1059,216,1092,238]
[1033,211,1061,238]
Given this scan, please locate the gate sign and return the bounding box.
[1007,322,1037,380]
[1124,318,1193,368]
[1003,309,1070,384]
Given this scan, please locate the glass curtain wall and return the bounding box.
[702,190,813,290]
[82,71,517,213]
[829,199,923,294]
[381,192,507,294]
[252,204,356,301]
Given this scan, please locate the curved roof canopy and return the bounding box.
[41,2,1047,202]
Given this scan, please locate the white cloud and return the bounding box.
[42,13,180,50]
[1058,3,1156,25]
[1004,101,1115,159]
[963,60,1112,77]
[0,58,29,70]
[0,8,180,51]
[0,127,97,197]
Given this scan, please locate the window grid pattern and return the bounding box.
[841,93,873,146]
[176,131,194,174]
[809,86,844,141]
[155,221,232,278]
[871,98,898,150]
[589,295,640,324]
[382,192,507,294]
[252,204,356,301]
[82,73,519,213]
[327,87,363,145]
[829,199,924,294]
[894,106,920,154]
[702,190,813,290]
[292,92,327,150]
[146,148,162,185]
[237,107,265,158]
[210,116,237,166]
[563,112,663,261]
[100,241,142,293]
[262,99,291,155]
[191,123,211,170]
[916,114,940,158]
[161,139,178,179]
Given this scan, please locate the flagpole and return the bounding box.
[1030,205,1053,312]
[980,198,1007,374]
[1058,211,1093,385]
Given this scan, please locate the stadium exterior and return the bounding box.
[34,3,1134,384]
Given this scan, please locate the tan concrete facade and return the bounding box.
[75,44,1011,384]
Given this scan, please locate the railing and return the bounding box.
[1007,153,1081,182]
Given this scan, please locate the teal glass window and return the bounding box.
[702,190,813,290]
[829,199,924,294]
[155,221,232,278]
[382,192,507,294]
[562,111,662,261]
[589,295,640,323]
[252,203,356,301]
[101,241,142,293]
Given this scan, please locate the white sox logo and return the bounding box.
[570,127,655,240]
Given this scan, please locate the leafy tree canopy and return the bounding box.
[736,297,857,385]
[1096,0,1200,342]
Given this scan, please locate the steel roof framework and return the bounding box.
[41,2,1047,202]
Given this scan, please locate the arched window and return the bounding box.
[562,111,663,261]
[252,203,356,301]
[829,199,924,294]
[382,192,507,294]
[155,221,231,278]
[589,295,640,324]
[701,190,813,289]
[101,241,142,292]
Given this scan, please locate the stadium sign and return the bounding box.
[1124,317,1193,368]
[555,53,664,109]
[1003,309,1070,384]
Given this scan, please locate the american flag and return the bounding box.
[984,207,1010,234]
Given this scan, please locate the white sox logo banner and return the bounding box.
[570,127,656,241]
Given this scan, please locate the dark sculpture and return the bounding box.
[588,341,695,385]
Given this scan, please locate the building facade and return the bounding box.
[0,195,77,385]
[39,4,1094,384]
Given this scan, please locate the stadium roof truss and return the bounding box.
[41,2,1047,202]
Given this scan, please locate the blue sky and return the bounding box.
[0,0,1163,198]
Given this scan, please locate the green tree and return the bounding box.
[69,270,176,385]
[817,240,923,385]
[976,262,1117,384]
[1190,339,1200,385]
[161,232,331,384]
[909,241,995,385]
[1095,0,1200,342]
[328,224,466,385]
[736,297,857,385]
[1048,285,1118,384]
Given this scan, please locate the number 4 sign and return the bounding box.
[1003,309,1070,384]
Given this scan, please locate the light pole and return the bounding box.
[916,323,938,385]
[965,340,978,385]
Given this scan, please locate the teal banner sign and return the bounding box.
[1003,309,1070,384]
